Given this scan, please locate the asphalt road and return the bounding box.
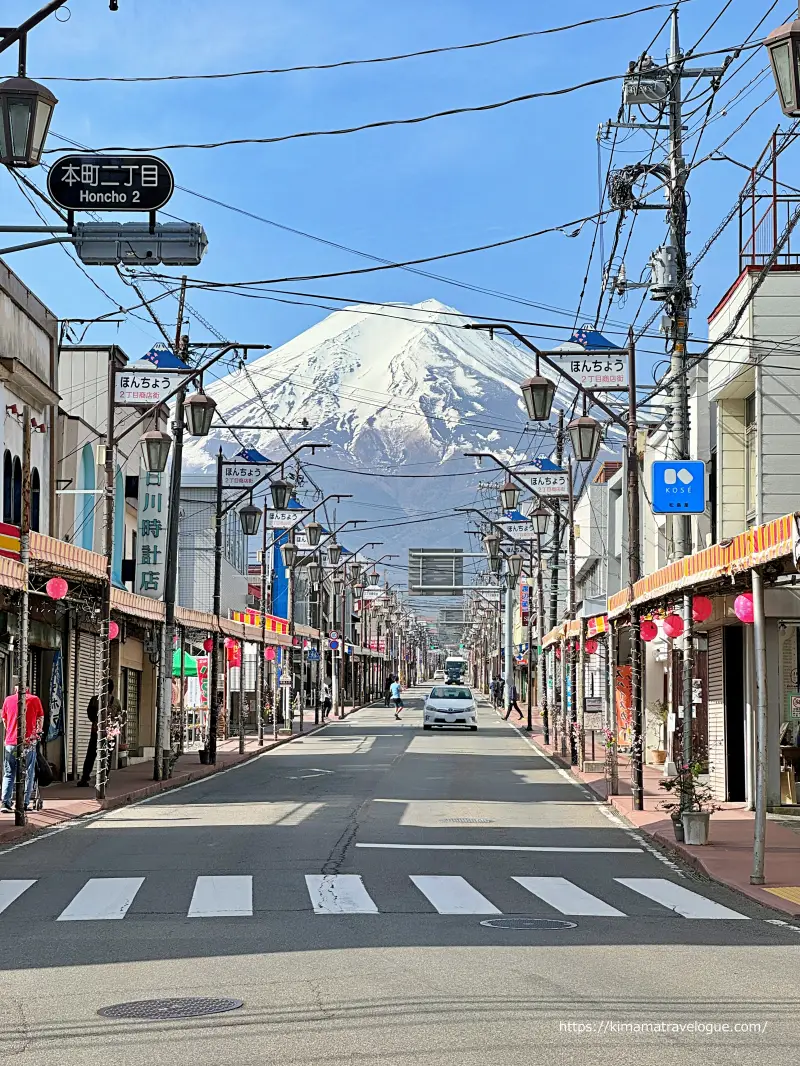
[1,688,799,1066]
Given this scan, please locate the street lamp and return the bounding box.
[282,539,299,568]
[527,506,551,536]
[488,555,502,575]
[307,561,323,586]
[328,541,342,565]
[348,560,364,584]
[141,429,172,473]
[306,521,323,547]
[520,373,556,422]
[567,415,603,462]
[507,554,524,580]
[765,20,800,116]
[238,502,261,537]
[367,569,380,587]
[332,574,345,596]
[0,77,57,168]
[270,479,292,509]
[483,533,501,561]
[183,390,217,437]
[353,583,365,598]
[499,480,520,512]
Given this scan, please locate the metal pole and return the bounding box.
[208,448,223,764]
[560,635,568,759]
[178,626,185,755]
[682,591,694,786]
[526,544,534,731]
[537,530,548,743]
[154,385,185,781]
[751,567,768,885]
[13,406,31,826]
[504,572,514,716]
[97,360,116,800]
[627,327,645,810]
[286,562,295,733]
[339,589,346,715]
[549,410,564,630]
[567,459,577,765]
[257,500,267,746]
[578,617,586,767]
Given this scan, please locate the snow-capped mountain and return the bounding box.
[182,299,572,568]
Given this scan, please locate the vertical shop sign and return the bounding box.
[137,464,169,598]
[615,664,632,747]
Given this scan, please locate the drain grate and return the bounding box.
[480,917,577,930]
[439,817,494,824]
[98,997,244,1021]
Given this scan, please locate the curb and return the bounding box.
[0,700,376,848]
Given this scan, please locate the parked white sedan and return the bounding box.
[423,685,478,731]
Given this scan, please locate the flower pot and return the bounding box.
[671,816,684,842]
[198,749,209,765]
[681,810,710,845]
[650,748,667,766]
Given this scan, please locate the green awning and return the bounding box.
[172,649,198,677]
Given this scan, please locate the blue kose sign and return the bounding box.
[651,460,706,514]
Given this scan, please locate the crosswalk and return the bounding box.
[0,874,750,922]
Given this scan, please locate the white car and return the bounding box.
[433,670,445,680]
[423,685,478,731]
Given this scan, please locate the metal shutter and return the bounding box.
[707,627,726,801]
[75,629,100,773]
[123,668,141,754]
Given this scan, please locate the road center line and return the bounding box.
[355,843,643,853]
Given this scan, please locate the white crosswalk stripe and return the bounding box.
[0,873,753,921]
[188,876,253,918]
[0,880,36,915]
[305,874,378,913]
[513,876,626,916]
[616,878,749,919]
[56,877,145,921]
[410,875,501,914]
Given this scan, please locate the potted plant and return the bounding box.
[648,700,669,766]
[659,759,721,844]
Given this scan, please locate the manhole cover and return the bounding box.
[480,917,577,930]
[440,818,495,824]
[98,997,243,1020]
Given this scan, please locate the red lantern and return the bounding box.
[692,595,713,623]
[662,613,684,639]
[585,638,598,655]
[203,637,214,653]
[224,637,236,649]
[640,619,658,642]
[108,621,120,640]
[734,592,755,624]
[555,645,562,660]
[264,646,276,661]
[46,576,68,600]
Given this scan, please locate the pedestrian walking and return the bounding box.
[322,682,332,718]
[494,677,505,709]
[489,676,498,707]
[1,686,44,813]
[384,675,393,707]
[77,679,122,787]
[504,682,524,721]
[390,678,404,720]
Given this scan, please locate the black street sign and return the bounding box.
[47,154,174,212]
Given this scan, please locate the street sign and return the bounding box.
[307,649,321,662]
[48,154,174,212]
[222,462,266,489]
[651,460,706,514]
[329,639,340,651]
[280,672,291,687]
[549,350,628,390]
[499,519,538,542]
[329,631,340,640]
[518,470,568,497]
[265,509,307,529]
[114,368,190,406]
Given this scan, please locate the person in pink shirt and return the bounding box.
[1,687,44,812]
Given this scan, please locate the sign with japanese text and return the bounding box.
[48,154,174,212]
[222,463,267,489]
[136,465,169,599]
[266,509,307,529]
[519,470,568,497]
[520,582,531,626]
[615,665,632,747]
[500,519,539,541]
[114,369,189,406]
[549,352,628,390]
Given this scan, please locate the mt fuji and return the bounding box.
[182,299,569,567]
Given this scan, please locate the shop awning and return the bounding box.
[173,649,198,677]
[607,512,797,619]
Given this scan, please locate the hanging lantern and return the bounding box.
[585,637,598,655]
[662,613,684,639]
[282,540,299,568]
[238,502,262,537]
[692,595,713,623]
[108,621,120,640]
[307,561,323,585]
[640,619,658,642]
[520,375,556,422]
[269,479,292,510]
[506,554,524,580]
[483,533,501,561]
[141,429,172,473]
[183,390,217,437]
[45,576,68,600]
[348,561,364,584]
[526,506,551,536]
[264,645,276,661]
[567,415,603,462]
[367,569,380,587]
[499,480,520,512]
[305,521,323,547]
[764,19,800,117]
[734,592,755,624]
[203,637,214,653]
[327,541,342,565]
[0,77,58,168]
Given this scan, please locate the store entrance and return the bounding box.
[724,627,746,801]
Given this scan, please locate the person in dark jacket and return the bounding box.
[504,682,523,721]
[384,676,394,707]
[77,679,122,787]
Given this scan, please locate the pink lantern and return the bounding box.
[640,619,658,642]
[734,592,755,624]
[203,637,214,653]
[662,613,684,639]
[584,638,598,655]
[264,646,276,661]
[555,645,562,660]
[108,621,120,640]
[692,595,713,623]
[224,637,236,649]
[46,576,68,600]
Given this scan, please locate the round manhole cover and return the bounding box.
[480,917,577,930]
[98,997,243,1020]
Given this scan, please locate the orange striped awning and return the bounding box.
[30,531,106,580]
[0,554,24,591]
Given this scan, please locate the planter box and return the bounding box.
[681,810,710,845]
[582,760,605,774]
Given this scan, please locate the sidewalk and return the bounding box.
[513,709,800,918]
[0,702,367,848]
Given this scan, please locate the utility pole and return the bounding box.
[536,530,548,744]
[549,410,564,630]
[567,458,577,765]
[13,406,31,826]
[627,329,643,809]
[208,448,223,764]
[257,499,267,746]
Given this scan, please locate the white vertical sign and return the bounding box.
[136,463,169,598]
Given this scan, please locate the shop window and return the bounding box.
[2,451,11,522]
[31,469,40,532]
[745,393,757,522]
[78,444,95,550]
[12,457,21,526]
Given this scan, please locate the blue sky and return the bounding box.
[1,0,793,389]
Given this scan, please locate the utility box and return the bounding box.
[73,221,208,266]
[649,245,679,300]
